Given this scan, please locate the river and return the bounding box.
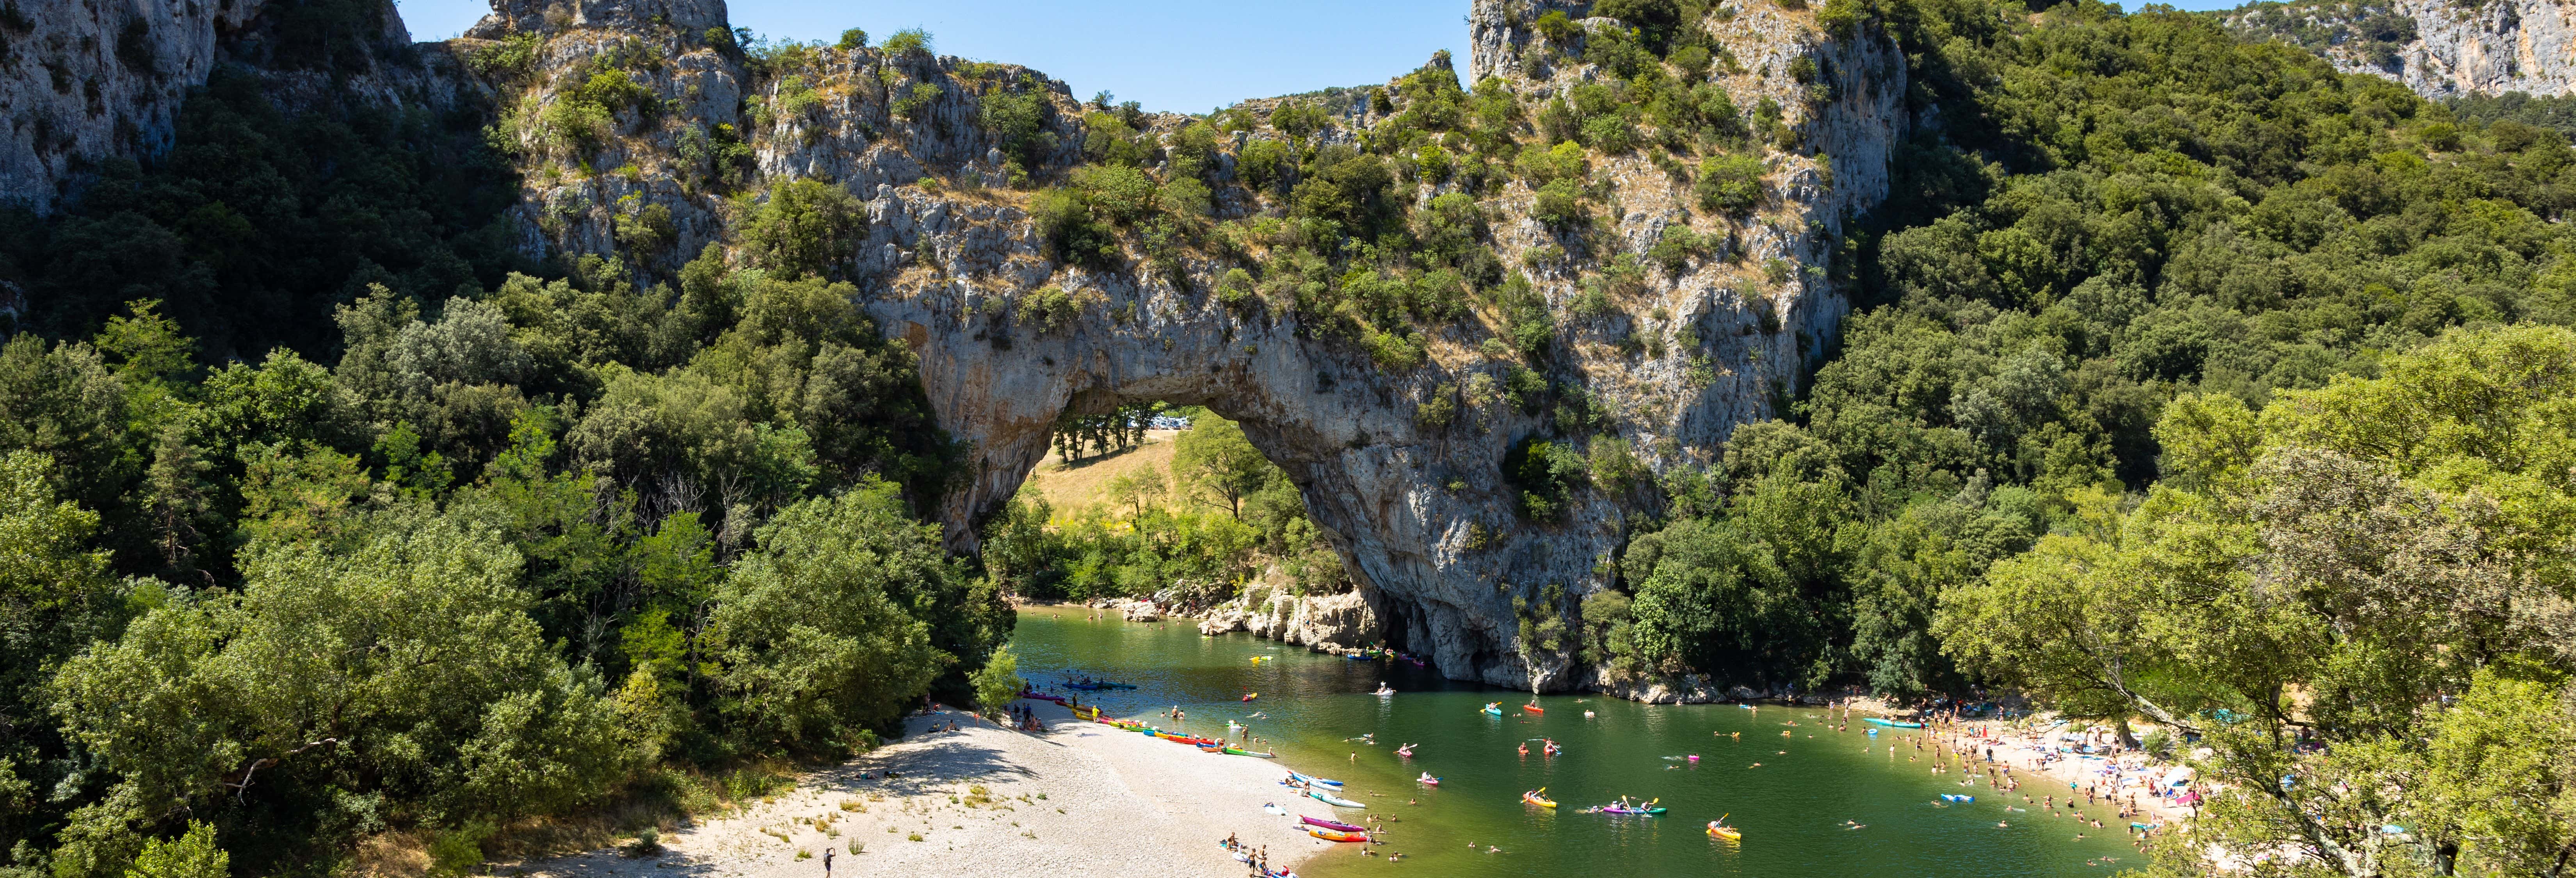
[1009,606,2144,877]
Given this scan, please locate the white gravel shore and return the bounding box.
[510,701,1348,878]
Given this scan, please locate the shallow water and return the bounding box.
[1009,606,2141,877]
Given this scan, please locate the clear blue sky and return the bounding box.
[394,0,2252,112]
[393,0,1475,113]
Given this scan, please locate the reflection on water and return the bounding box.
[1010,606,2139,878]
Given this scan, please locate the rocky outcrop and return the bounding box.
[1197,586,1383,651]
[2227,0,2576,98]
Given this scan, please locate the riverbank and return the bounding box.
[505,702,1339,878]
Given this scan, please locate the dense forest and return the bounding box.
[0,0,2571,875]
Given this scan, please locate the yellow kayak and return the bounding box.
[1708,813,1742,841]
[1523,788,1557,808]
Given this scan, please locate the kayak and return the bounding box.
[1523,704,1545,714]
[1309,789,1366,808]
[1305,827,1368,842]
[1589,805,1668,815]
[1864,717,1924,728]
[1262,803,1288,815]
[1941,794,1975,802]
[1062,681,1137,691]
[1300,816,1369,833]
[1287,770,1344,788]
[1708,824,1742,841]
[1522,789,1557,808]
[1241,693,1257,701]
[1482,703,1503,716]
[1224,747,1277,758]
[1417,773,1441,786]
[1017,691,1068,704]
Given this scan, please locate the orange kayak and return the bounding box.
[1306,827,1368,842]
[1523,704,1544,714]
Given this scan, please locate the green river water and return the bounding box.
[1010,606,2144,877]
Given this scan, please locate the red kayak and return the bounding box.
[1018,692,1069,704]
[1300,816,1370,833]
[1523,704,1545,714]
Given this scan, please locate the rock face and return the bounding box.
[2227,0,2576,98]
[0,0,485,215]
[1198,587,1383,650]
[0,0,270,214]
[2,0,1916,692]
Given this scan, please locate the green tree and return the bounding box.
[125,822,226,878]
[706,480,955,746]
[1172,416,1276,519]
[740,180,866,280]
[970,645,1023,715]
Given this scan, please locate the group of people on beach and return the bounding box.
[1821,697,2188,850]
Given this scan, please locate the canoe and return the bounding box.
[1304,827,1368,842]
[1864,717,1924,728]
[1523,704,1545,713]
[1309,789,1365,808]
[1224,747,1277,758]
[1287,770,1344,788]
[1300,816,1369,833]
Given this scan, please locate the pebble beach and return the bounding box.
[510,701,1341,878]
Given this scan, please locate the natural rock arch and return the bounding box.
[836,5,1910,690]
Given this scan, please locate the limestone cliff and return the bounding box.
[2226,0,2576,98]
[2,0,1916,692]
[0,0,488,215]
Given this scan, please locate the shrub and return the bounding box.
[1160,177,1212,219]
[1269,101,1330,140]
[1669,44,1712,82]
[1649,226,1705,273]
[1696,153,1764,213]
[1031,188,1119,268]
[1018,287,1080,334]
[892,82,940,121]
[468,33,541,81]
[1533,178,1585,226]
[1534,10,1578,45]
[1216,268,1256,305]
[836,28,868,50]
[1580,114,1636,152]
[1517,140,1588,185]
[742,180,865,279]
[1072,165,1157,224]
[883,28,932,56]
[1503,437,1587,521]
[1365,329,1426,371]
[1238,139,1290,191]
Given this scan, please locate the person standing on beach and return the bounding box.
[821,842,833,878]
